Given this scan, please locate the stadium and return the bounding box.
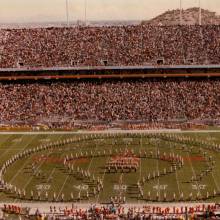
[1,0,220,219]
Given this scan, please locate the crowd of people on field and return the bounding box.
[0,78,220,127]
[2,203,220,219]
[0,25,220,68]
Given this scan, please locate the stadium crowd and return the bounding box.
[0,25,220,68]
[0,78,219,127]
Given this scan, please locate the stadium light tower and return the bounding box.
[66,0,70,26]
[84,0,87,26]
[179,0,182,25]
[199,0,202,25]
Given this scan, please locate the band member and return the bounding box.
[173,192,176,201]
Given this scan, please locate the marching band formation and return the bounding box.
[0,133,219,219]
[0,133,219,202]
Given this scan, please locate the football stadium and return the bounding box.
[1,0,220,219]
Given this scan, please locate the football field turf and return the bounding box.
[0,131,220,204]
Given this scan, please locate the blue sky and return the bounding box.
[0,0,219,22]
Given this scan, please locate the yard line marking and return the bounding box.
[186,147,201,196]
[96,141,113,203]
[56,137,99,202]
[11,136,49,202]
[155,141,160,201]
[56,175,69,201]
[14,135,64,202]
[168,140,181,197]
[0,135,24,164]
[208,163,220,192]
[138,134,143,204]
[87,141,99,172]
[8,135,39,184]
[46,168,56,183]
[2,129,220,136]
[22,135,64,198]
[56,157,77,201]
[83,141,100,204]
[22,151,52,190]
[13,153,51,203]
[195,133,220,193]
[96,160,108,203]
[0,135,19,159]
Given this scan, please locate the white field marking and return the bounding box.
[139,135,142,181]
[8,135,39,184]
[196,133,220,192]
[12,138,22,143]
[155,143,160,200]
[209,164,220,192]
[123,138,133,143]
[83,142,99,200]
[0,135,25,163]
[36,184,51,191]
[13,134,64,202]
[56,175,69,201]
[96,139,104,143]
[86,142,99,172]
[168,140,181,197]
[57,137,98,202]
[14,149,55,203]
[4,129,220,136]
[24,134,64,200]
[113,184,127,191]
[45,136,70,194]
[186,151,201,196]
[74,184,89,191]
[56,158,77,201]
[23,147,58,191]
[90,140,106,202]
[153,185,167,190]
[206,137,217,141]
[94,142,110,203]
[46,168,56,183]
[95,157,108,203]
[39,139,51,143]
[192,184,206,190]
[0,129,181,135]
[138,135,143,204]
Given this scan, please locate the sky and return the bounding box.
[0,0,220,23]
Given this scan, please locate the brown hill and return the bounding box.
[142,7,220,25]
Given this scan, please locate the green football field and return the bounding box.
[0,131,220,204]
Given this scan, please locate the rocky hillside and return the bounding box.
[142,7,220,25]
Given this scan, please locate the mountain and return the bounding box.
[142,7,220,25]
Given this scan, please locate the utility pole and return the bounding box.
[199,0,202,25]
[180,0,182,25]
[66,0,69,26]
[84,0,87,26]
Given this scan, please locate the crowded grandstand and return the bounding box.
[0,78,220,129]
[0,25,220,68]
[1,1,220,219]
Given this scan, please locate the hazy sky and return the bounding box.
[0,0,220,22]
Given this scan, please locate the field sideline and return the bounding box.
[1,129,220,135]
[0,130,220,205]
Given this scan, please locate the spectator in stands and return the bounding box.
[0,25,220,68]
[0,78,219,128]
